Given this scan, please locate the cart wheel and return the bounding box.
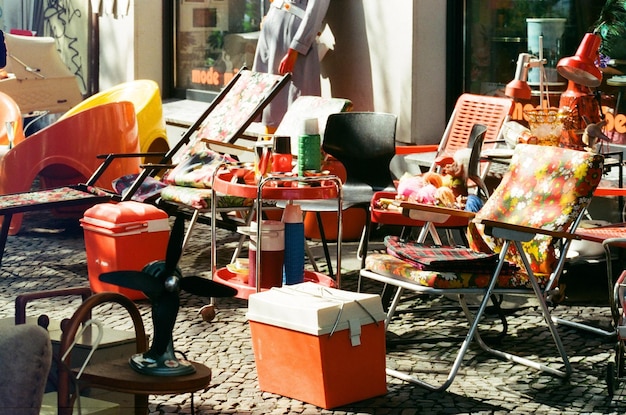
[607,361,616,398]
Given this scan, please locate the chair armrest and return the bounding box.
[594,187,626,197]
[96,151,167,159]
[398,201,476,224]
[395,144,439,155]
[602,237,626,249]
[139,163,176,170]
[15,287,92,325]
[473,218,577,242]
[86,151,170,187]
[201,138,254,156]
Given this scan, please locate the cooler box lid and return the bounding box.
[81,201,170,235]
[248,282,386,343]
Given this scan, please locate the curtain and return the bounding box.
[1,0,43,34]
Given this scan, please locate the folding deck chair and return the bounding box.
[0,101,140,265]
[0,68,290,265]
[359,144,604,391]
[106,68,292,256]
[116,67,291,203]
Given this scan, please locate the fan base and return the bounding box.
[129,352,196,376]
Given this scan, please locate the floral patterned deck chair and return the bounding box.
[360,144,604,391]
[115,68,291,207]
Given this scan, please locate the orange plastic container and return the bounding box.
[80,202,170,300]
[247,282,388,409]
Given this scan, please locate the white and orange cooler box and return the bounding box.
[247,282,388,409]
[81,201,170,300]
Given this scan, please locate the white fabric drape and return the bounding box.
[90,0,130,18]
[1,0,43,34]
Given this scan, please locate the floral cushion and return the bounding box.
[365,253,549,289]
[469,144,603,278]
[162,148,234,189]
[192,70,285,148]
[0,186,106,209]
[160,185,252,211]
[112,174,167,202]
[364,144,603,290]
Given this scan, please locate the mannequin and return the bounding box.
[253,0,330,131]
[0,31,7,80]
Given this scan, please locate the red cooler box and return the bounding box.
[81,201,170,300]
[247,282,388,409]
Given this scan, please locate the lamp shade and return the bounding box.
[557,33,602,87]
[505,53,532,100]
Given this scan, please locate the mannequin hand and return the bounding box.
[279,49,298,74]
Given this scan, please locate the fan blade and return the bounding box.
[165,215,185,274]
[99,271,164,298]
[180,276,238,298]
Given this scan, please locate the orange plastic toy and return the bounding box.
[0,91,25,148]
[0,101,140,234]
[58,80,168,162]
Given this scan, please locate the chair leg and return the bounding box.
[304,239,320,272]
[465,240,572,379]
[551,239,618,338]
[417,222,443,244]
[385,262,504,391]
[315,211,334,276]
[182,210,201,254]
[0,213,13,266]
[357,208,372,269]
[367,240,571,392]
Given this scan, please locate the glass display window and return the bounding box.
[463,0,606,97]
[174,0,264,96]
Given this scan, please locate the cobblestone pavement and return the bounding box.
[2,212,626,414]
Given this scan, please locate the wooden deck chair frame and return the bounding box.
[164,95,352,265]
[118,67,291,202]
[0,68,290,266]
[359,144,604,391]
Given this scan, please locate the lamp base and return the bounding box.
[559,81,601,150]
[129,351,196,376]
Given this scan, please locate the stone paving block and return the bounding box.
[2,212,626,413]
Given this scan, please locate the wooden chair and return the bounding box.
[56,292,211,415]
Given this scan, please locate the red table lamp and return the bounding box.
[505,53,533,100]
[557,33,603,88]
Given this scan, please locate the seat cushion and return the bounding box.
[160,185,252,210]
[0,324,52,415]
[163,148,234,188]
[470,144,604,277]
[365,252,551,290]
[384,235,501,272]
[112,174,167,202]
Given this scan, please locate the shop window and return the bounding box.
[463,0,605,97]
[174,0,264,96]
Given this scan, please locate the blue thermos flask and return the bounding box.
[282,201,305,285]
